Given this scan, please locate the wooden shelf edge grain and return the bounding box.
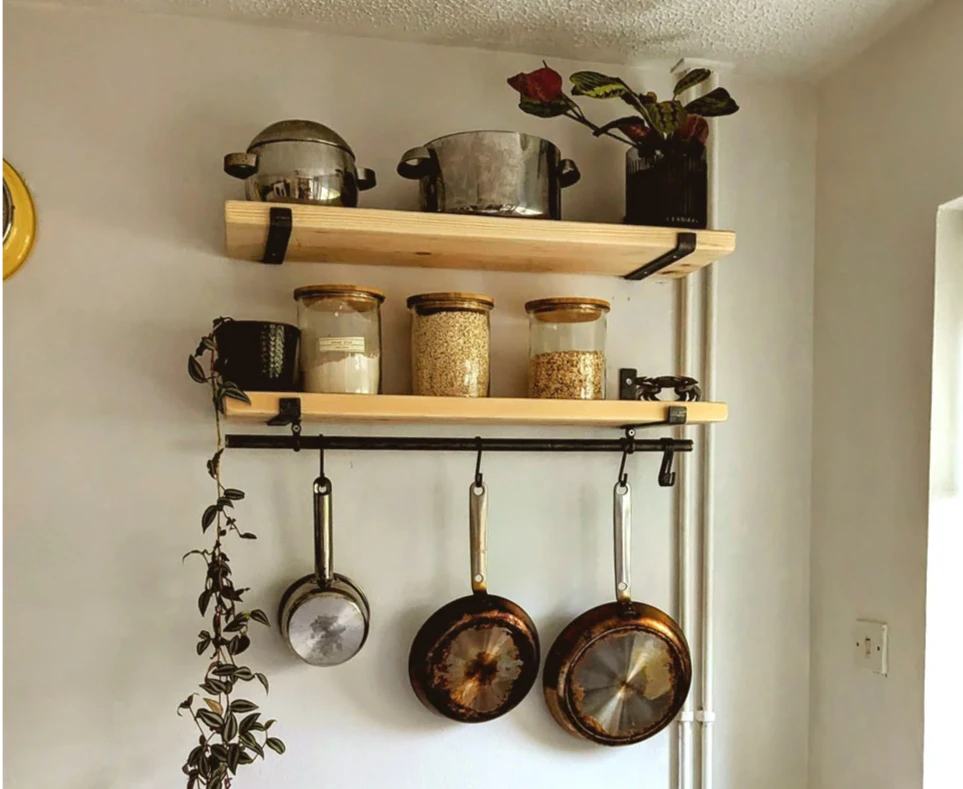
[223,201,736,279]
[223,392,729,427]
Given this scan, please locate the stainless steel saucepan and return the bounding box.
[397,131,580,219]
[225,120,376,206]
[278,474,369,665]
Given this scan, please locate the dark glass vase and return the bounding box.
[625,145,707,229]
[214,320,300,392]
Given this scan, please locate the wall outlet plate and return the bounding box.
[854,620,888,675]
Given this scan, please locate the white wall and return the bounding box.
[2,4,814,788]
[924,201,963,788]
[811,1,963,787]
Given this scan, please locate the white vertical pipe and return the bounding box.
[699,67,722,789]
[671,58,698,789]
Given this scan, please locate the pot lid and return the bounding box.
[248,120,355,156]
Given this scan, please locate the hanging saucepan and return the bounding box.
[278,474,370,665]
[224,120,376,206]
[409,479,539,722]
[396,131,580,219]
[543,480,692,745]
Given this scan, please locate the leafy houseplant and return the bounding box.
[181,317,285,789]
[507,64,739,228]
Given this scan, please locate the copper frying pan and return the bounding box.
[408,482,539,722]
[543,480,692,745]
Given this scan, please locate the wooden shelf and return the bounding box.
[224,201,736,279]
[223,392,728,427]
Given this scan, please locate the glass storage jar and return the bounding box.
[525,297,610,399]
[407,292,494,397]
[294,284,385,394]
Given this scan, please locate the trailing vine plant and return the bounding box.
[180,317,285,789]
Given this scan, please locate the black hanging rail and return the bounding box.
[225,434,691,454]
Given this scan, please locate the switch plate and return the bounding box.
[854,620,888,675]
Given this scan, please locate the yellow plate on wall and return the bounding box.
[3,160,36,280]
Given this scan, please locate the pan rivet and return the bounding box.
[617,582,628,591]
[474,574,484,583]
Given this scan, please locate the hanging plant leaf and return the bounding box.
[240,732,264,757]
[196,708,224,730]
[646,100,689,138]
[212,664,238,677]
[518,96,570,118]
[223,713,239,742]
[673,68,711,97]
[223,489,245,501]
[233,667,255,681]
[201,505,218,532]
[202,678,228,695]
[221,384,251,405]
[227,744,241,775]
[197,590,213,617]
[684,87,739,117]
[178,695,195,713]
[570,71,630,98]
[230,699,258,714]
[204,698,223,715]
[196,638,211,656]
[265,738,286,755]
[206,449,223,480]
[188,356,207,384]
[234,634,251,655]
[255,672,269,693]
[249,609,270,627]
[239,713,261,734]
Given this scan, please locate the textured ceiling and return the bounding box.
[21,0,935,77]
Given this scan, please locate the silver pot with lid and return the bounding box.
[224,120,376,206]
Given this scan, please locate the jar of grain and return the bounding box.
[294,285,385,394]
[408,292,494,397]
[525,298,609,399]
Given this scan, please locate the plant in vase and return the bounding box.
[180,317,284,789]
[507,64,739,228]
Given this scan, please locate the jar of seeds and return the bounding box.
[408,292,494,397]
[525,298,609,399]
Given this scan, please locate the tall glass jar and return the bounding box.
[525,298,609,399]
[407,292,494,397]
[294,285,384,394]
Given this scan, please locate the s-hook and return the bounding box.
[617,428,636,488]
[658,439,676,488]
[318,436,325,480]
[473,436,484,489]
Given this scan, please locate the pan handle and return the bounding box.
[314,476,334,585]
[469,482,488,594]
[614,481,631,603]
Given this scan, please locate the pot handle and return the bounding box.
[469,481,488,594]
[224,152,258,179]
[397,146,433,179]
[559,158,581,188]
[613,480,631,603]
[314,476,334,585]
[357,167,377,191]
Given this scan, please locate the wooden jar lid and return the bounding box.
[524,297,610,323]
[407,292,495,314]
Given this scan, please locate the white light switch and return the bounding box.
[854,620,888,675]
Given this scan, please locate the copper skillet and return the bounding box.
[543,480,692,745]
[409,481,540,722]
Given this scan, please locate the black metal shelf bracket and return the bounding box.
[624,231,697,281]
[265,396,302,449]
[262,206,293,265]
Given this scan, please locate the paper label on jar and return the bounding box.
[318,336,366,354]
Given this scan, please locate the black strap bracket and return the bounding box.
[266,397,302,449]
[624,231,697,281]
[261,206,293,265]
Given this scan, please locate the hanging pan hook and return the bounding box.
[473,436,484,490]
[617,428,635,489]
[317,434,326,482]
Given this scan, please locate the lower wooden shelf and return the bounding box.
[223,392,728,427]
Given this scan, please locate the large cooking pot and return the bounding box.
[396,131,580,219]
[224,120,376,206]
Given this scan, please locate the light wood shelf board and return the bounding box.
[224,201,736,279]
[224,391,728,427]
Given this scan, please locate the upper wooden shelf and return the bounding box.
[223,391,728,427]
[223,201,736,280]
